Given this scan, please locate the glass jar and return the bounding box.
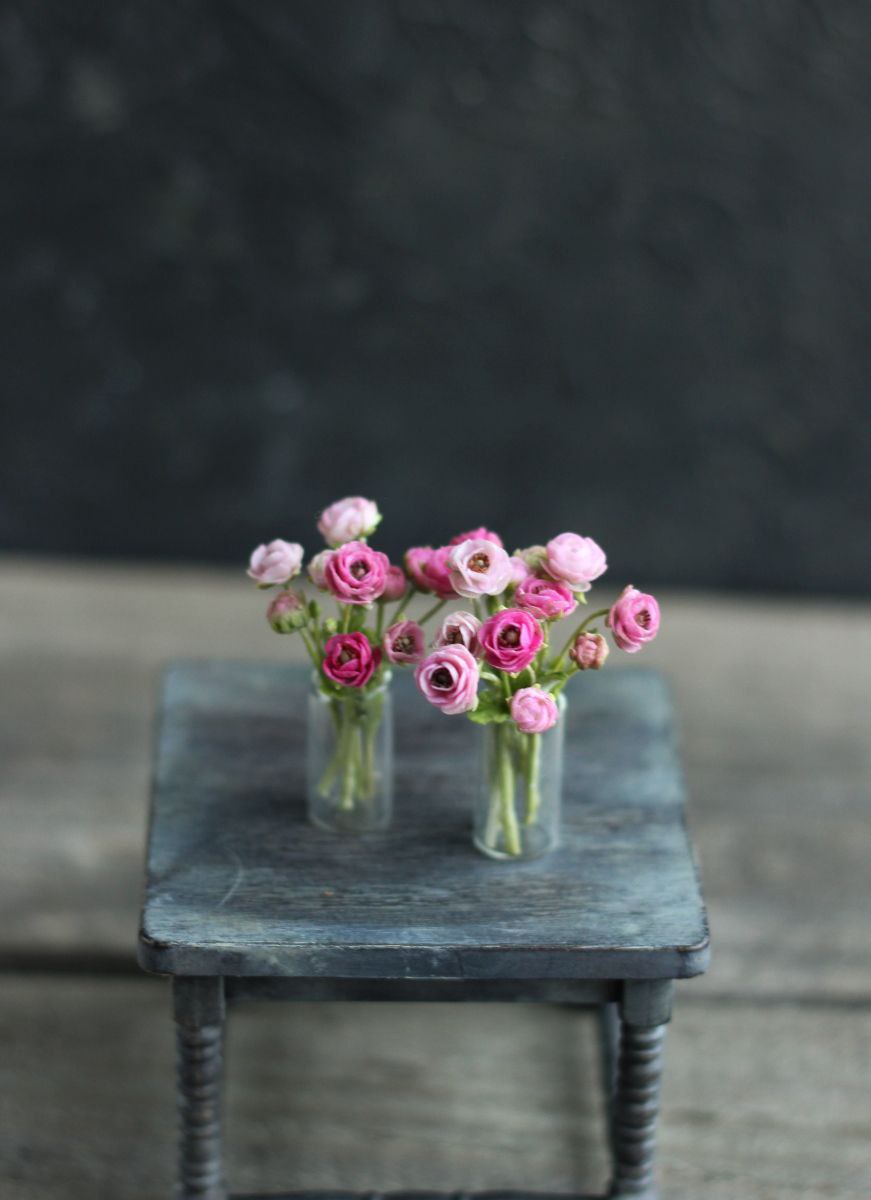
[473,695,565,860]
[307,673,393,833]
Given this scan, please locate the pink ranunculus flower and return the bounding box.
[415,644,479,715]
[570,631,610,670]
[324,540,390,606]
[479,609,544,674]
[317,496,381,547]
[322,632,381,688]
[449,527,504,548]
[307,548,334,590]
[447,538,513,598]
[608,585,660,653]
[510,687,559,734]
[266,589,304,633]
[382,564,408,602]
[508,555,532,585]
[383,620,425,665]
[433,610,483,657]
[545,532,607,592]
[247,539,304,585]
[404,545,457,599]
[514,575,578,620]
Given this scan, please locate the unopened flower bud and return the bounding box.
[570,631,609,670]
[322,617,339,636]
[266,589,305,633]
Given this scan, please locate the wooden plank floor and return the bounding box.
[1,557,870,1197]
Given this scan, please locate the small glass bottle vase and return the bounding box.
[473,697,566,861]
[307,675,393,833]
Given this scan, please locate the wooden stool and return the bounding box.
[138,662,709,1200]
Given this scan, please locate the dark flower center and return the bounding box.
[395,635,414,653]
[636,608,650,629]
[350,560,367,580]
[338,649,355,664]
[500,627,520,646]
[468,552,489,573]
[445,629,463,643]
[431,667,453,688]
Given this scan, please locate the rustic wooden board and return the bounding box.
[138,662,708,980]
[1,976,870,1200]
[2,559,870,999]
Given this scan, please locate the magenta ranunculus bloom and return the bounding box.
[447,538,513,598]
[383,620,425,665]
[449,527,503,548]
[307,548,334,590]
[570,631,610,670]
[322,632,381,688]
[545,532,607,592]
[514,575,577,620]
[414,644,479,715]
[608,585,660,653]
[382,564,408,602]
[404,545,457,598]
[324,540,389,605]
[247,539,304,585]
[479,609,544,674]
[433,610,483,657]
[510,686,559,734]
[317,496,381,547]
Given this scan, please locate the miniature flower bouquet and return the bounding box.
[410,531,661,860]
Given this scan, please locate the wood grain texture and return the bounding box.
[2,976,870,1200]
[138,663,708,980]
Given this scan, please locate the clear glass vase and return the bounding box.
[473,696,565,861]
[307,674,393,833]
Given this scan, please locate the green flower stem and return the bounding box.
[498,729,521,856]
[524,732,541,824]
[338,710,357,811]
[551,608,610,670]
[418,597,448,626]
[387,586,414,629]
[501,672,514,704]
[375,602,385,640]
[341,605,352,634]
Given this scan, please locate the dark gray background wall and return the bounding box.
[2,1,869,592]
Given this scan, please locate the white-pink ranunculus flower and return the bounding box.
[447,538,513,598]
[510,686,559,734]
[317,496,381,547]
[383,620,425,665]
[415,645,479,715]
[307,549,334,590]
[433,610,483,657]
[508,555,532,585]
[608,585,660,653]
[545,532,607,592]
[247,539,304,585]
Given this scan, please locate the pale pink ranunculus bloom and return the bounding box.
[514,575,577,620]
[508,555,532,585]
[433,610,483,657]
[266,589,304,632]
[570,631,610,670]
[307,548,334,590]
[382,564,408,602]
[449,527,503,548]
[322,632,381,688]
[479,609,544,674]
[323,541,390,606]
[383,620,426,665]
[317,496,381,547]
[447,538,513,598]
[545,532,607,592]
[608,585,660,653]
[510,686,559,734]
[415,644,479,715]
[247,539,304,585]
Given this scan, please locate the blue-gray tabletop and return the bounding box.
[138,662,709,982]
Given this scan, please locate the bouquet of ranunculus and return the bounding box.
[410,531,661,859]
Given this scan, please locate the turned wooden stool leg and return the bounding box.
[609,980,673,1200]
[173,977,226,1200]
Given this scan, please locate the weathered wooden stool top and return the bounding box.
[138,661,708,983]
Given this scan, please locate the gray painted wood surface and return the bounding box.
[139,663,707,981]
